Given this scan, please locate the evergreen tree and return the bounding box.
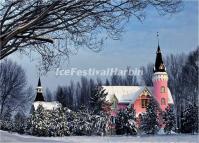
[105,79,110,86]
[115,107,137,135]
[89,86,110,115]
[13,112,26,134]
[45,88,53,102]
[56,86,66,107]
[181,104,198,134]
[140,98,160,134]
[163,106,176,134]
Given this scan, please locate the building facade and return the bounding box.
[103,45,174,119]
[31,77,61,112]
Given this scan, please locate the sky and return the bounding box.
[7,1,199,91]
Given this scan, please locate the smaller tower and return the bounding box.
[152,38,168,111]
[35,77,45,102]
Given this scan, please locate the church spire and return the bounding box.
[38,77,41,87]
[35,77,45,102]
[154,33,166,73]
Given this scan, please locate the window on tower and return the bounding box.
[161,98,166,105]
[161,86,166,93]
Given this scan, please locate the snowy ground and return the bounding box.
[0,130,198,143]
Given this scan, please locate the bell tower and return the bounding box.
[152,34,169,110]
[35,77,45,102]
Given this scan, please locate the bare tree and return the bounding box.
[0,0,182,71]
[0,59,27,119]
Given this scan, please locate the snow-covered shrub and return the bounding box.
[65,107,109,136]
[0,110,14,131]
[0,119,14,131]
[13,112,26,134]
[115,107,137,135]
[28,105,69,137]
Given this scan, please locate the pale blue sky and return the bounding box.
[8,1,198,91]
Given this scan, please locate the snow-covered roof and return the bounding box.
[167,89,174,104]
[102,86,147,103]
[102,86,174,104]
[33,101,62,110]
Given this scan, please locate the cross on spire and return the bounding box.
[157,32,159,46]
[154,32,166,73]
[156,32,161,53]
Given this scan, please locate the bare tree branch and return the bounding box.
[0,0,182,71]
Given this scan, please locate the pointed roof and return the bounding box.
[154,45,166,73]
[34,92,45,102]
[34,77,45,102]
[38,77,41,87]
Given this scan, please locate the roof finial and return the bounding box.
[156,32,160,53]
[157,32,159,46]
[37,66,42,87]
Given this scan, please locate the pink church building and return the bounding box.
[103,45,174,120]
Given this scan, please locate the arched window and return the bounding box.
[161,98,166,105]
[161,86,166,93]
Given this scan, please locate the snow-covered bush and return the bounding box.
[13,112,26,134]
[0,119,14,131]
[28,105,70,136]
[115,107,137,135]
[0,110,14,131]
[65,107,109,136]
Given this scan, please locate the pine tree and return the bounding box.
[45,88,53,102]
[115,107,137,135]
[163,106,176,134]
[140,98,160,134]
[105,79,110,86]
[90,86,110,115]
[56,86,66,107]
[181,104,198,134]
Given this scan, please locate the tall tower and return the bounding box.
[35,77,45,102]
[152,44,169,111]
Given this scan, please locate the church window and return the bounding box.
[161,98,166,105]
[161,86,166,93]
